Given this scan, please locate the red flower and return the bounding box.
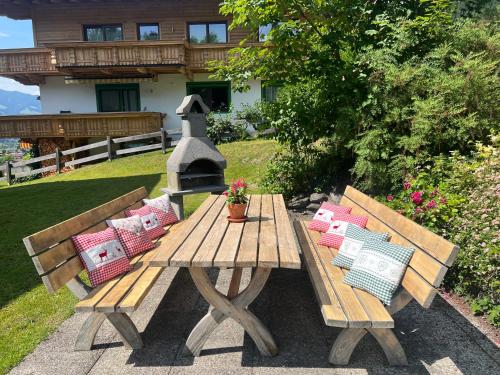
[427,200,437,209]
[223,191,228,196]
[386,194,394,201]
[235,177,248,188]
[410,191,423,205]
[403,181,411,190]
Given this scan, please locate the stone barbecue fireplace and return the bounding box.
[162,95,227,218]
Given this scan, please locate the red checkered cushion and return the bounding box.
[143,194,179,226]
[71,227,131,287]
[307,202,352,232]
[317,213,369,248]
[125,205,166,239]
[106,216,155,258]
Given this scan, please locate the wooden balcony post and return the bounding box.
[6,162,12,185]
[107,136,113,161]
[55,147,61,174]
[161,128,167,154]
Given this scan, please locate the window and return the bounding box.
[259,24,273,42]
[186,82,231,112]
[84,24,123,41]
[188,22,227,44]
[137,23,159,40]
[96,84,140,112]
[261,81,283,102]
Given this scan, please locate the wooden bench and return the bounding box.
[23,187,180,351]
[294,185,459,366]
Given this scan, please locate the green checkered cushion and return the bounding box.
[343,239,415,305]
[332,224,389,269]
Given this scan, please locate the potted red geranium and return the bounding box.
[223,178,248,220]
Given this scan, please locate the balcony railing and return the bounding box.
[0,41,236,80]
[0,112,165,139]
[0,48,57,73]
[50,41,187,68]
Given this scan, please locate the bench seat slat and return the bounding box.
[330,247,394,328]
[306,226,376,328]
[341,197,448,287]
[117,267,164,312]
[294,221,349,328]
[76,277,121,312]
[75,246,163,312]
[95,262,150,312]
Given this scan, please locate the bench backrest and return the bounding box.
[23,187,148,294]
[340,186,459,308]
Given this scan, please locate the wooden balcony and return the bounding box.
[0,112,164,139]
[0,48,58,84]
[51,41,187,76]
[0,41,235,82]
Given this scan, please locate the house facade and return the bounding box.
[0,0,268,154]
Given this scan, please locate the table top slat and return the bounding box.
[235,195,262,268]
[149,194,219,267]
[170,196,226,267]
[273,194,301,269]
[213,196,252,267]
[191,198,231,267]
[257,194,279,268]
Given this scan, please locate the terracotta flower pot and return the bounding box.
[228,203,247,219]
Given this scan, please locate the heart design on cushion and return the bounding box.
[378,261,389,272]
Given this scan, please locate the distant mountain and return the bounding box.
[0,89,41,115]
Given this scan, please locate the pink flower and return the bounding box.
[415,207,423,214]
[386,194,394,201]
[223,191,228,196]
[440,197,447,205]
[403,181,411,190]
[427,200,437,209]
[410,191,423,205]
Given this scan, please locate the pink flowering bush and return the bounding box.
[382,172,463,234]
[380,139,499,326]
[224,178,249,205]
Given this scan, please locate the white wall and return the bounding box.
[39,74,262,130]
[40,76,97,113]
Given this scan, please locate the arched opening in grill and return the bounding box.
[179,159,224,190]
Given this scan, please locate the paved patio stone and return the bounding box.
[9,266,500,375]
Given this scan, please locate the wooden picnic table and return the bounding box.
[149,193,301,356]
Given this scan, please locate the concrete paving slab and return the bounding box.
[9,266,500,375]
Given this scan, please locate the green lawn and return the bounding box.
[0,139,276,374]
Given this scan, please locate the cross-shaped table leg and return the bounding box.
[185,267,278,357]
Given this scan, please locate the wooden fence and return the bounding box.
[0,128,179,185]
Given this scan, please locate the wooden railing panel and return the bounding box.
[0,48,55,74]
[0,112,164,139]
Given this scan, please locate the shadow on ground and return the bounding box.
[118,267,499,374]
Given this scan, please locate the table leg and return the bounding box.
[185,267,278,357]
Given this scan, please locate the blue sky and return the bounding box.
[0,16,39,95]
